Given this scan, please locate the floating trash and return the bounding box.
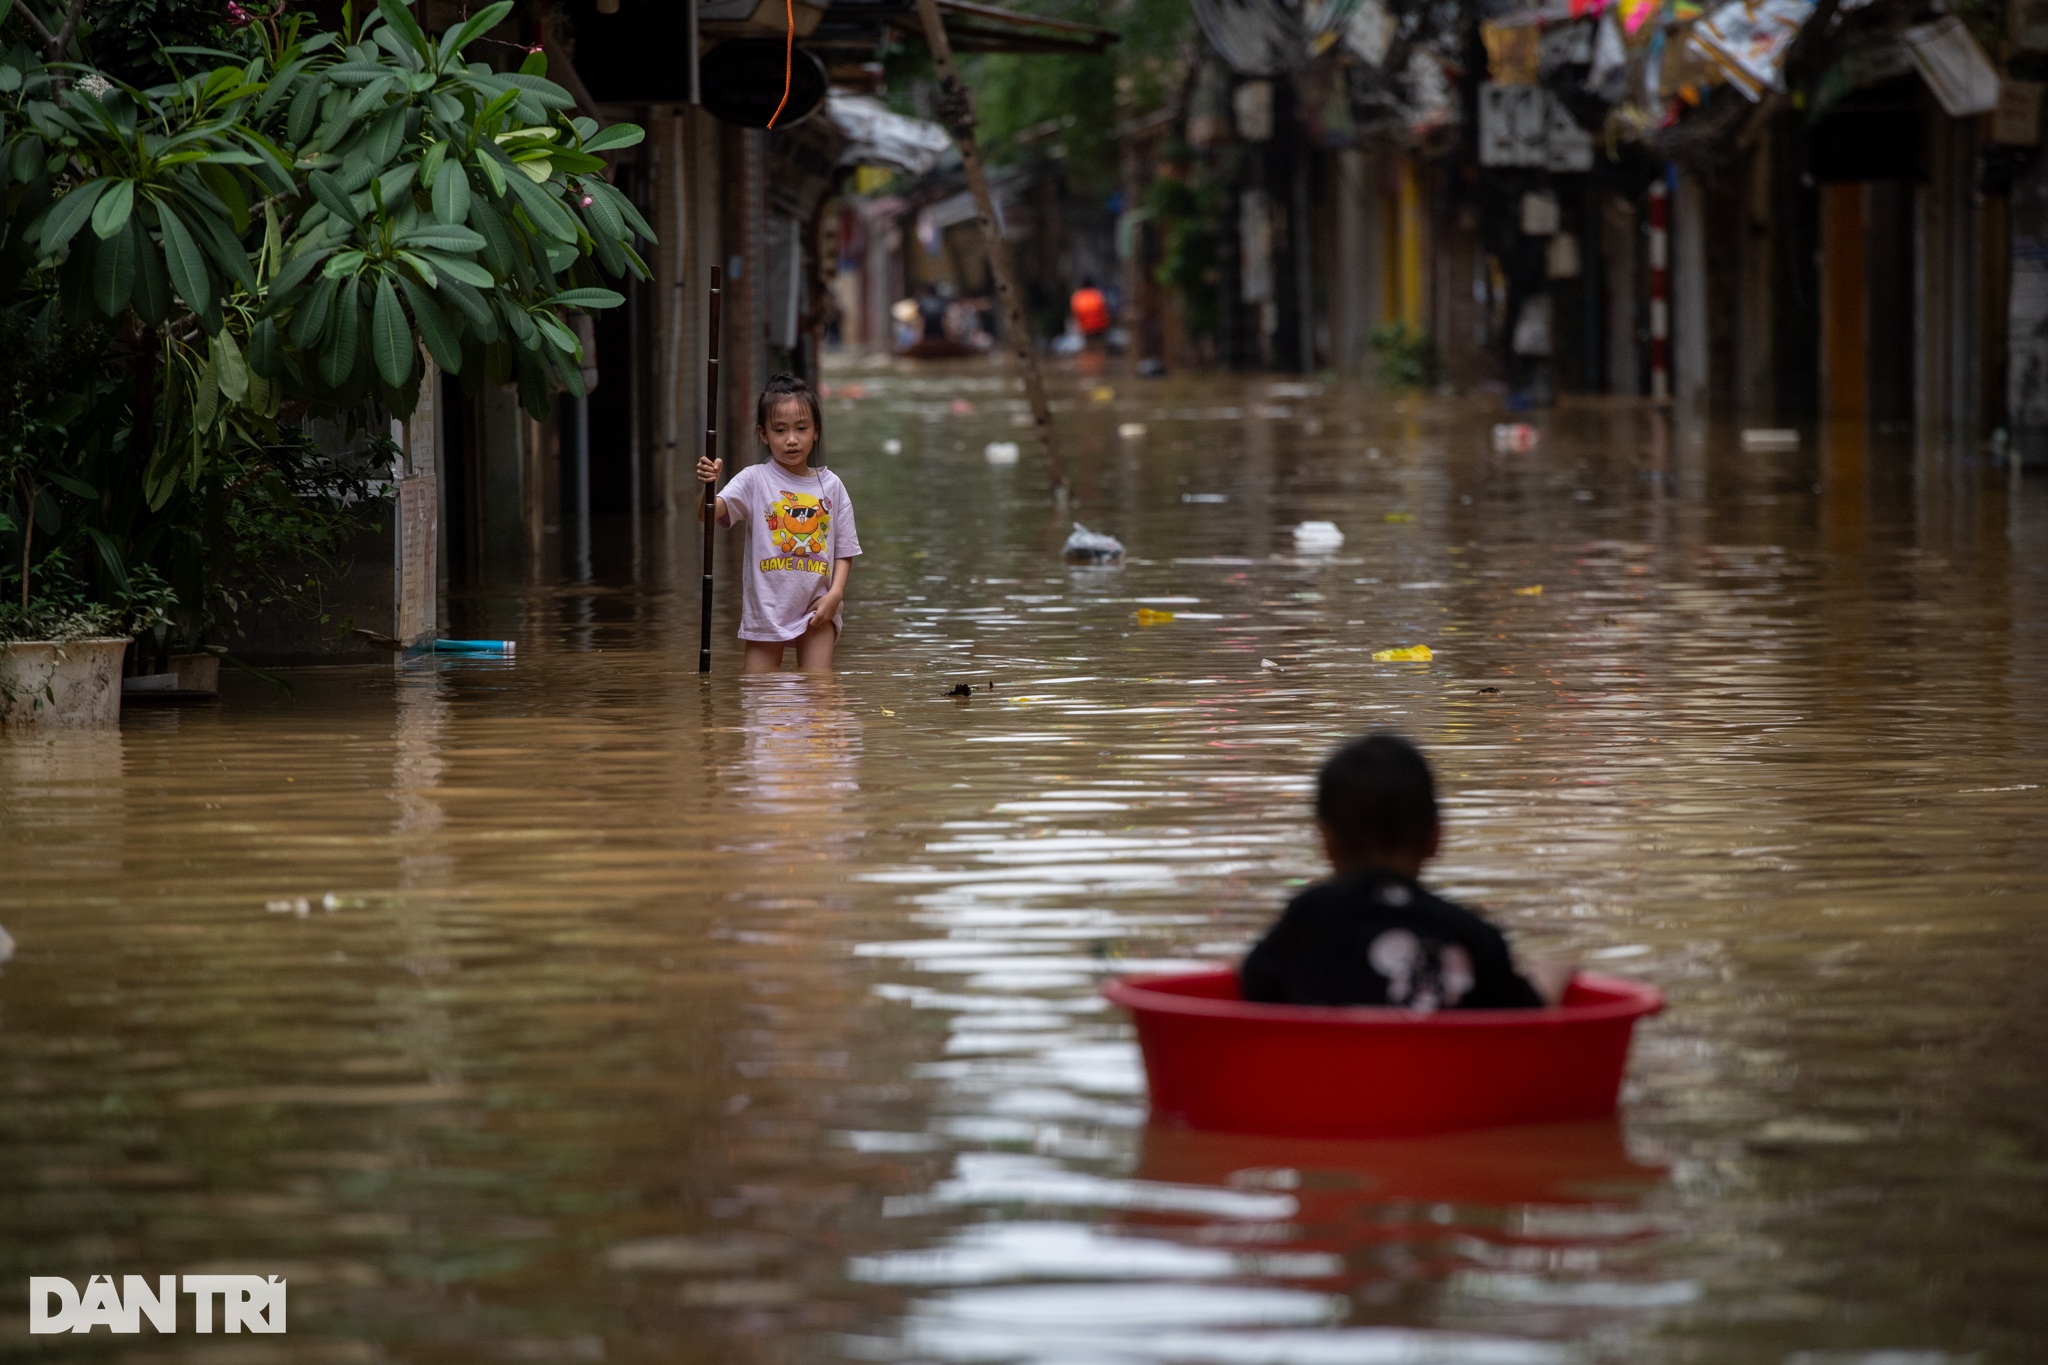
[984,442,1020,465]
[1513,585,1544,596]
[1741,428,1800,450]
[1182,493,1227,504]
[1135,608,1176,625]
[950,398,976,415]
[1118,423,1148,438]
[1061,523,1125,564]
[882,438,903,455]
[1261,658,1281,670]
[1384,511,1414,524]
[1089,386,1115,403]
[1373,645,1434,662]
[1292,521,1345,550]
[436,639,515,655]
[1492,423,1540,452]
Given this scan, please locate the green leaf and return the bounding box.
[420,139,448,189]
[413,249,494,287]
[549,287,623,309]
[133,222,172,325]
[395,250,438,288]
[324,249,368,278]
[289,274,337,347]
[93,216,137,315]
[440,0,514,62]
[436,275,495,333]
[157,205,212,317]
[507,173,579,244]
[85,529,130,594]
[398,275,462,374]
[213,330,250,403]
[249,317,281,378]
[38,178,110,255]
[320,281,361,387]
[582,123,645,154]
[193,352,219,427]
[431,163,470,225]
[476,149,506,196]
[288,73,323,141]
[398,222,484,252]
[47,472,96,497]
[371,274,413,386]
[537,314,579,353]
[591,179,654,240]
[364,102,406,164]
[308,169,357,224]
[376,0,433,58]
[271,245,334,297]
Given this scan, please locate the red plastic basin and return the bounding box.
[1103,969,1663,1138]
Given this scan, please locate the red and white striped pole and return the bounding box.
[1647,176,1669,402]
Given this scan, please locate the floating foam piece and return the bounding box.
[1292,520,1345,550]
[1741,428,1800,450]
[882,438,903,454]
[1118,423,1148,438]
[984,441,1020,465]
[1061,523,1125,563]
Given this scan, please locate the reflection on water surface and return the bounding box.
[3,365,2046,1364]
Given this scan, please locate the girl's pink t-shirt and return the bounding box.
[716,463,861,642]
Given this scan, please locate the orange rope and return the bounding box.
[766,0,794,128]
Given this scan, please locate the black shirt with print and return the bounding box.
[1239,870,1544,1010]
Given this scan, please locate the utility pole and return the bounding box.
[910,0,1068,493]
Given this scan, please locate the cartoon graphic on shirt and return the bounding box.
[766,490,830,558]
[1367,927,1475,1012]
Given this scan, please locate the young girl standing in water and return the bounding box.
[697,374,861,674]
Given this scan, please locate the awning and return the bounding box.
[896,0,1119,55]
[828,93,954,177]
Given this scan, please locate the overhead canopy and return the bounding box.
[902,0,1119,55]
[567,0,1118,102]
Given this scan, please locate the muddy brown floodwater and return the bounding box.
[4,360,2047,1365]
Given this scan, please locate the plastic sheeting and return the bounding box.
[827,94,953,178]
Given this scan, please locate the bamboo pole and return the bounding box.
[698,267,724,673]
[909,0,1067,493]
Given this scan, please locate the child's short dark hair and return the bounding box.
[756,372,822,456]
[1316,734,1438,860]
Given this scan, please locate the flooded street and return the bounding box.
[5,362,2047,1364]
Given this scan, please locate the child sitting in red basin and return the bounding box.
[1241,734,1557,1010]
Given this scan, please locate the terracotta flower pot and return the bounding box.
[0,638,131,729]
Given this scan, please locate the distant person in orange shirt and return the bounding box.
[1069,281,1111,340]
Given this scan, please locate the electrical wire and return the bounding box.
[766,0,794,127]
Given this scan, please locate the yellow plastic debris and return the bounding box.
[1135,608,1177,625]
[1373,645,1434,662]
[1090,386,1116,403]
[1384,511,1414,523]
[881,708,896,716]
[1513,585,1543,596]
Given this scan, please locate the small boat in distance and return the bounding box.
[1104,969,1663,1139]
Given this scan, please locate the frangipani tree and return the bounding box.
[1,0,649,631]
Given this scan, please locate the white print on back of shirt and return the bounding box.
[1367,927,1475,1012]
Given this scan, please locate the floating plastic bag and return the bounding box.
[1062,523,1125,563]
[1373,645,1434,661]
[1293,521,1345,550]
[1513,584,1543,596]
